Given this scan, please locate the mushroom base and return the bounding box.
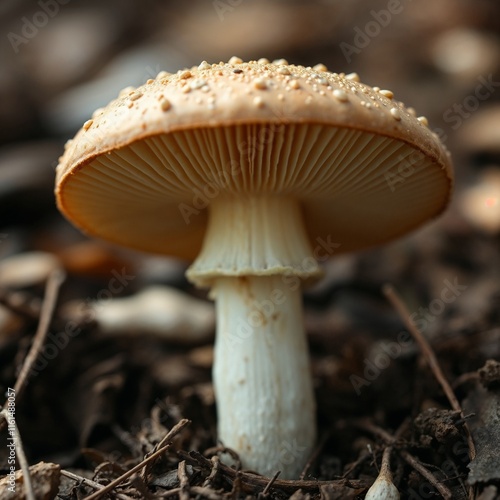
[211,275,316,479]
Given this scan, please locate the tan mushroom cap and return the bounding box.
[56,58,453,260]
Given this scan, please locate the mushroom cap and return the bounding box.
[56,58,453,260]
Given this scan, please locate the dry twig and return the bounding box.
[7,269,65,403]
[382,284,476,462]
[177,460,190,500]
[260,470,281,497]
[60,470,131,500]
[178,450,368,495]
[299,430,330,480]
[84,419,190,500]
[202,456,221,488]
[0,268,65,437]
[0,409,35,500]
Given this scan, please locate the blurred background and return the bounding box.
[1,0,499,257]
[1,0,500,496]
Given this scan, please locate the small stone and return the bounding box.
[228,56,243,65]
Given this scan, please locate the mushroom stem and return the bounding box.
[187,196,320,478]
[211,275,316,478]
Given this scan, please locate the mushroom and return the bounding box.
[55,58,452,478]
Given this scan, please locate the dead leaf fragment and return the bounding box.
[0,461,60,500]
[464,385,500,484]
